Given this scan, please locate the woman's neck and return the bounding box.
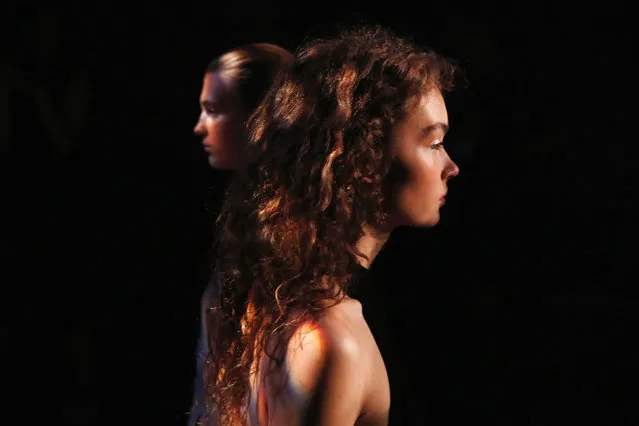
[354,225,391,269]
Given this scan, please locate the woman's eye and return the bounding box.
[430,139,444,150]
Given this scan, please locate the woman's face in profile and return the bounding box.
[193,71,247,170]
[388,89,459,228]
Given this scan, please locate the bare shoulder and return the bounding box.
[324,299,390,424]
[280,298,388,425]
[286,298,368,393]
[318,297,367,345]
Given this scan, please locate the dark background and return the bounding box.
[3,1,635,425]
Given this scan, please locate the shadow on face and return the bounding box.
[193,71,248,170]
[388,89,460,228]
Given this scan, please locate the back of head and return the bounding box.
[207,25,456,425]
[207,43,294,113]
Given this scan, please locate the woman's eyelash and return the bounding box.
[431,140,444,149]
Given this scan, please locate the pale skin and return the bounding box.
[246,88,459,425]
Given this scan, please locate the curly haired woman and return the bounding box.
[204,25,460,426]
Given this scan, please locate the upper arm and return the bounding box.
[189,280,219,424]
[306,334,366,425]
[286,321,367,426]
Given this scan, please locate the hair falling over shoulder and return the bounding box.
[203,25,456,425]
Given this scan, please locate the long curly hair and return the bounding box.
[204,25,456,425]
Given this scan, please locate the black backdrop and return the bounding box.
[3,1,634,425]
